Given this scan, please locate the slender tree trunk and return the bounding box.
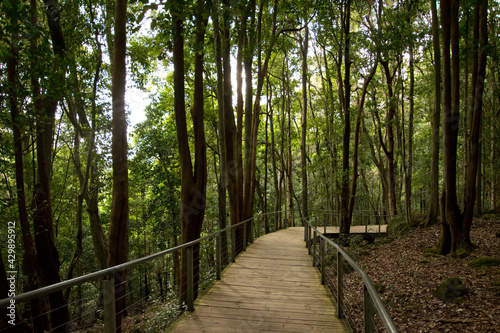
[347,57,378,228]
[173,0,208,303]
[32,0,71,330]
[340,0,351,235]
[405,45,415,225]
[439,0,465,254]
[7,8,45,329]
[213,0,229,266]
[380,60,398,218]
[300,23,309,227]
[463,0,488,244]
[423,0,441,227]
[108,0,129,329]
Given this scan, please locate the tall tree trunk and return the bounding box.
[301,22,309,227]
[463,0,488,245]
[221,0,242,251]
[405,45,415,225]
[173,0,208,303]
[423,0,441,227]
[7,5,45,329]
[213,0,229,266]
[380,60,399,219]
[347,57,378,228]
[108,0,129,329]
[340,0,351,235]
[439,0,464,255]
[32,0,70,330]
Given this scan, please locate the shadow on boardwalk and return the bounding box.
[167,227,348,332]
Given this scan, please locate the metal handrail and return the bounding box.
[305,218,399,333]
[0,210,289,309]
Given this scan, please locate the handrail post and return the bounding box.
[216,233,221,280]
[103,276,116,333]
[186,247,194,311]
[243,222,247,251]
[307,226,312,255]
[364,285,375,332]
[320,237,325,285]
[304,221,307,242]
[337,251,344,319]
[231,227,236,262]
[312,230,317,267]
[251,217,256,242]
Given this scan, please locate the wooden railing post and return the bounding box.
[186,247,194,311]
[337,251,344,319]
[103,276,116,333]
[320,237,325,285]
[216,233,221,280]
[364,285,375,332]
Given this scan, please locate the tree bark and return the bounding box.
[379,59,399,219]
[108,0,129,329]
[300,23,309,227]
[173,0,208,303]
[340,0,351,235]
[213,0,229,266]
[463,0,488,245]
[423,0,441,227]
[439,0,465,254]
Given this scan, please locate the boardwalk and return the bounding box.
[168,227,348,332]
[320,224,388,234]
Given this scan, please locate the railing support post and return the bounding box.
[307,226,312,254]
[337,251,344,319]
[364,285,375,333]
[251,218,256,243]
[216,233,221,280]
[103,276,116,333]
[312,230,317,267]
[243,222,247,251]
[304,221,308,241]
[320,237,325,285]
[231,227,236,262]
[186,247,194,311]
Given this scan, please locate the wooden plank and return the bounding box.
[167,227,348,332]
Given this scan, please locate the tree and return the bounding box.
[462,0,488,247]
[108,0,130,329]
[172,0,208,303]
[439,0,463,254]
[423,0,441,227]
[340,0,352,235]
[32,0,70,329]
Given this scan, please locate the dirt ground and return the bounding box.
[353,217,500,332]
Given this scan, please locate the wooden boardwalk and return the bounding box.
[168,227,348,332]
[318,224,388,234]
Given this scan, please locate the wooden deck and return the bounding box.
[318,224,388,234]
[168,227,348,332]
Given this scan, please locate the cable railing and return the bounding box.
[0,211,284,332]
[304,214,399,333]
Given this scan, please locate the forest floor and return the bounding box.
[349,216,500,332]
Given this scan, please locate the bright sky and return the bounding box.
[127,86,149,128]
